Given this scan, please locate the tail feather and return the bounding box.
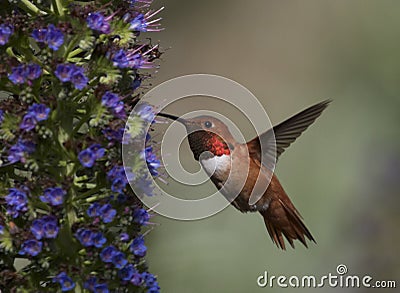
[260,198,315,250]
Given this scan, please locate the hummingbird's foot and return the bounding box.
[249,204,258,212]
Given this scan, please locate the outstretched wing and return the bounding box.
[247,100,330,165]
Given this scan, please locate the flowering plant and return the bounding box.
[0,0,163,292]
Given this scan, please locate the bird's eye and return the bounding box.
[204,121,212,128]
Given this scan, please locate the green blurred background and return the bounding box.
[145,0,400,292]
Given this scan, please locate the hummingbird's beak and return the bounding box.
[157,112,188,125]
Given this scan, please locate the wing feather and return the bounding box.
[247,100,330,164]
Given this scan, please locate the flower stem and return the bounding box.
[71,113,91,137]
[53,0,65,17]
[20,0,47,15]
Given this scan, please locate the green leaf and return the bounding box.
[0,113,19,141]
[127,115,144,139]
[112,19,137,46]
[57,126,69,144]
[0,229,14,252]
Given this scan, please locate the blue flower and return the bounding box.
[101,91,120,108]
[79,143,104,168]
[144,146,161,176]
[43,220,59,238]
[130,272,143,286]
[87,12,111,34]
[112,49,129,68]
[0,109,4,124]
[118,264,136,281]
[100,204,116,223]
[70,68,88,90]
[88,144,105,159]
[20,113,37,131]
[142,272,160,292]
[120,233,129,242]
[5,187,29,218]
[25,63,42,80]
[19,239,42,256]
[40,187,66,206]
[100,245,117,263]
[55,64,88,90]
[129,53,145,69]
[8,65,27,84]
[92,232,107,248]
[78,148,95,168]
[55,64,75,82]
[28,103,51,122]
[31,27,48,42]
[46,24,64,51]
[87,202,101,217]
[130,235,147,257]
[107,165,134,193]
[101,91,125,117]
[0,24,13,45]
[53,272,75,292]
[31,219,45,239]
[0,225,4,235]
[129,7,164,32]
[132,77,142,89]
[94,283,109,293]
[75,228,94,247]
[8,140,35,163]
[136,103,156,123]
[31,216,59,239]
[130,14,147,32]
[111,177,126,193]
[133,208,150,225]
[84,276,98,291]
[112,251,128,269]
[148,285,160,293]
[102,127,124,142]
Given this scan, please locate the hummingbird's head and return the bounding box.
[158,113,235,161]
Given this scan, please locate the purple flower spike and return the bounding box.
[129,7,164,32]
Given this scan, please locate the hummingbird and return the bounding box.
[158,100,330,249]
